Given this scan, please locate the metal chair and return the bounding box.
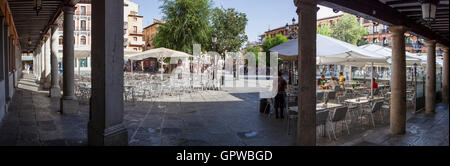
[286,95,298,135]
[329,107,350,140]
[361,101,383,128]
[328,91,337,102]
[317,92,324,103]
[316,110,331,140]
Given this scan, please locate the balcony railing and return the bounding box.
[129,40,144,46]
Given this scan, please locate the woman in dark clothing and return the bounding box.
[275,71,287,119]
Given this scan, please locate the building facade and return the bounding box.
[261,14,443,56]
[55,0,144,73]
[143,19,165,51]
[124,0,144,52]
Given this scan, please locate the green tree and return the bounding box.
[261,34,288,52]
[317,24,332,37]
[243,45,261,64]
[211,7,248,57]
[153,0,213,54]
[261,34,288,66]
[330,14,368,45]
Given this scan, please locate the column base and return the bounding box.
[425,110,435,114]
[50,87,61,98]
[60,97,79,114]
[88,122,128,146]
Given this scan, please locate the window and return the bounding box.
[81,6,86,15]
[406,37,412,44]
[133,48,138,51]
[81,20,86,31]
[134,37,137,41]
[134,17,138,21]
[81,36,86,45]
[133,26,137,33]
[59,36,63,45]
[373,26,378,33]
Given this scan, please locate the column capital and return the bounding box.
[49,24,59,31]
[442,46,449,53]
[294,0,318,7]
[387,26,408,34]
[295,0,318,13]
[424,39,437,46]
[43,34,51,40]
[62,6,76,14]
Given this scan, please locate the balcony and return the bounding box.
[129,40,144,46]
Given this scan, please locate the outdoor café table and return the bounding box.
[345,96,384,120]
[316,89,335,93]
[288,103,343,113]
[387,90,413,95]
[345,96,384,104]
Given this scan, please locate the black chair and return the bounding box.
[330,107,350,140]
[316,110,331,140]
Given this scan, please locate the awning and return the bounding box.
[270,34,388,66]
[126,47,192,61]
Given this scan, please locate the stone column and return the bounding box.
[44,36,51,86]
[425,40,436,114]
[60,6,79,114]
[0,17,5,82]
[40,39,48,84]
[295,0,317,146]
[442,47,449,104]
[388,26,407,134]
[88,0,128,145]
[50,24,61,98]
[3,24,10,102]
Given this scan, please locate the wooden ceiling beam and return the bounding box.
[320,0,449,47]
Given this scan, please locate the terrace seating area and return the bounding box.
[75,71,220,104]
[262,81,419,141]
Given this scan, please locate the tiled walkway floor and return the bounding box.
[0,73,448,146]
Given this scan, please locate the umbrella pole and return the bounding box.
[371,62,374,98]
[131,60,134,73]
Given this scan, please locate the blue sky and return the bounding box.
[133,0,341,42]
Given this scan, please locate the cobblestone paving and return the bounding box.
[0,73,448,146]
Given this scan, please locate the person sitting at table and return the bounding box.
[274,71,287,119]
[327,76,338,90]
[317,74,326,87]
[371,78,378,89]
[339,72,345,86]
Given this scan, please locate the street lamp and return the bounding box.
[212,33,223,86]
[286,18,298,40]
[420,0,439,22]
[212,33,217,44]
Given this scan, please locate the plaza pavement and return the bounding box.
[0,73,448,146]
